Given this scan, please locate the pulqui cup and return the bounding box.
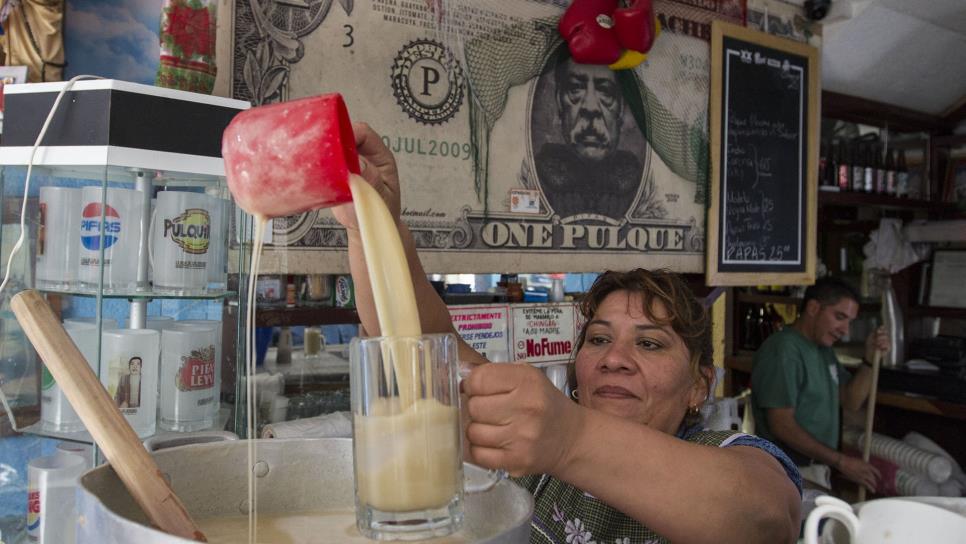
[149,190,218,294]
[350,333,503,540]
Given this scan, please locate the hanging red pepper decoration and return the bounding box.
[559,0,623,65]
[559,0,660,70]
[614,0,658,55]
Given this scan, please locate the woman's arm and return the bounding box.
[462,363,801,544]
[567,409,801,544]
[333,123,485,365]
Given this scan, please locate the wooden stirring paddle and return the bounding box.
[11,290,207,542]
[858,349,882,503]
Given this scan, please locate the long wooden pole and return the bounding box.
[857,349,882,503]
[11,290,207,542]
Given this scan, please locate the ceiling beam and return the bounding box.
[941,94,966,128]
[822,90,945,134]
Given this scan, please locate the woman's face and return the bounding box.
[574,290,706,434]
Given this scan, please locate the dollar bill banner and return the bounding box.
[219,0,766,274]
[654,0,746,42]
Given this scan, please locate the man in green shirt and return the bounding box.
[752,277,888,493]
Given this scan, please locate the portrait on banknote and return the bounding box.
[530,47,650,222]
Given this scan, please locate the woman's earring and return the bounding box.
[570,388,579,401]
[687,404,700,417]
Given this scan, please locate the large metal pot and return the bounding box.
[76,438,533,543]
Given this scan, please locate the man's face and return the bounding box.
[558,61,622,162]
[808,298,859,347]
[129,358,142,374]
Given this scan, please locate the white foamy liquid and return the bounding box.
[347,174,421,339]
[246,215,267,544]
[200,511,470,544]
[240,175,435,542]
[347,175,463,513]
[347,175,427,407]
[355,398,459,512]
[201,511,357,543]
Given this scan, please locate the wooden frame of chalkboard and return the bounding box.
[706,21,819,286]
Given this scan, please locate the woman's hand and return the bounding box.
[461,363,585,477]
[331,122,402,230]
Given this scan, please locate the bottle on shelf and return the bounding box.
[826,140,838,189]
[875,144,886,194]
[498,274,524,302]
[756,305,769,348]
[863,144,875,193]
[819,141,829,187]
[550,278,565,302]
[881,276,905,368]
[285,275,297,308]
[505,281,524,302]
[884,148,897,196]
[895,148,910,198]
[851,141,865,193]
[741,306,756,350]
[837,140,851,192]
[276,327,293,366]
[767,304,785,335]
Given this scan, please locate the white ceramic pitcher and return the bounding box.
[804,495,966,544]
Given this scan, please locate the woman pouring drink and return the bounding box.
[333,123,803,544]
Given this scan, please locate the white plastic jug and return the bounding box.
[804,496,966,544]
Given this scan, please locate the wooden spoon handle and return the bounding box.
[11,290,207,542]
[857,349,882,503]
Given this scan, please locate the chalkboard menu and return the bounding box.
[706,21,818,286]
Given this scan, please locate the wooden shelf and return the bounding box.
[735,291,879,309]
[254,307,360,327]
[932,134,966,147]
[39,287,236,301]
[876,391,966,421]
[906,305,966,319]
[725,356,966,420]
[819,220,882,232]
[822,91,945,134]
[818,191,948,211]
[735,292,801,305]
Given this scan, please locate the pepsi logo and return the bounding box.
[80,203,122,251]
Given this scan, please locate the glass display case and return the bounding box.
[0,80,253,451]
